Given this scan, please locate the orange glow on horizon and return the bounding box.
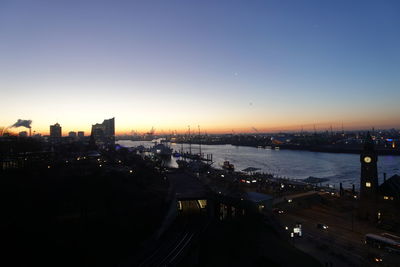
[2,116,399,136]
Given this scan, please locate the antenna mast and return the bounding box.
[198,125,201,156]
[188,125,191,155]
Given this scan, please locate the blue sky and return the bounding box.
[0,0,399,134]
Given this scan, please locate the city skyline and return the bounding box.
[2,117,400,136]
[1,0,400,134]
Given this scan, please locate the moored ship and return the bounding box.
[151,143,173,158]
[222,161,235,171]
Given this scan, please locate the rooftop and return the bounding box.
[379,174,400,197]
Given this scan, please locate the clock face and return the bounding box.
[364,156,372,163]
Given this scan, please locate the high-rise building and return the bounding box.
[77,131,85,138]
[50,123,62,141]
[68,131,77,138]
[91,118,115,147]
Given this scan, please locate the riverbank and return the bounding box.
[117,140,400,189]
[171,141,400,156]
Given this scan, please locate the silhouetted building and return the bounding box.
[50,123,62,142]
[19,131,28,137]
[68,131,77,138]
[88,133,98,151]
[32,133,42,139]
[91,118,115,147]
[358,133,400,230]
[77,131,84,138]
[358,133,378,220]
[376,175,400,231]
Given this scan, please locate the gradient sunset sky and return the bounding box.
[1,0,399,135]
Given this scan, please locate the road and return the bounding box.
[273,191,320,205]
[278,203,400,267]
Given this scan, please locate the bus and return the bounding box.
[381,233,400,242]
[365,234,400,254]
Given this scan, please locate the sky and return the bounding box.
[0,0,399,135]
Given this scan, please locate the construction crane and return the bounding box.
[147,126,155,136]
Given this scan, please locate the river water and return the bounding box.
[116,140,400,189]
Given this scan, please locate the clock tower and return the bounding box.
[358,133,379,220]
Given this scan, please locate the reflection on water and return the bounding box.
[117,140,400,188]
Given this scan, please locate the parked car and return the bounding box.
[273,208,284,214]
[317,223,328,230]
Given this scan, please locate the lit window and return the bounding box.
[384,196,389,200]
[177,201,182,211]
[258,204,265,212]
[197,199,207,209]
[366,182,371,188]
[390,197,394,200]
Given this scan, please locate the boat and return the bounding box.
[176,159,189,169]
[172,151,181,157]
[151,143,173,158]
[182,152,201,160]
[136,145,146,153]
[222,161,235,172]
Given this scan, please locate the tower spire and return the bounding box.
[364,131,374,151]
